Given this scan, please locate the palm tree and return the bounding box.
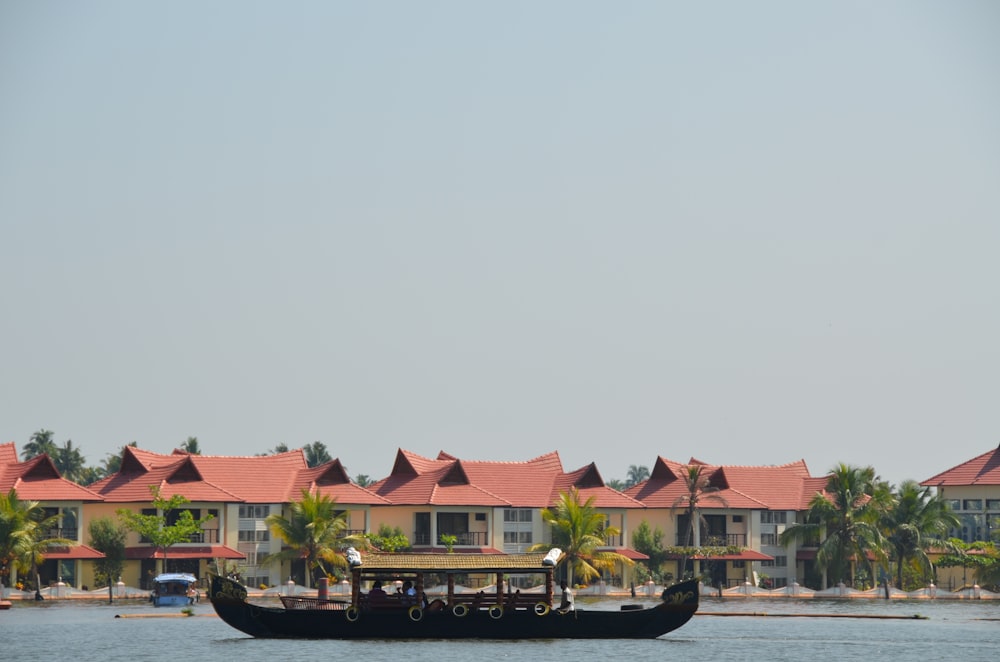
[671,465,729,579]
[354,474,372,488]
[180,437,201,454]
[529,487,634,586]
[22,430,57,460]
[304,442,332,468]
[261,489,366,587]
[780,463,892,588]
[101,442,138,476]
[53,440,86,483]
[625,465,650,488]
[882,480,961,589]
[605,479,626,491]
[0,488,73,594]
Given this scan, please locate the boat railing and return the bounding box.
[279,596,350,610]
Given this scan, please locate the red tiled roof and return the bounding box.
[0,443,104,502]
[369,449,645,510]
[609,547,650,561]
[625,456,822,512]
[921,444,1000,486]
[93,447,310,503]
[125,545,244,560]
[292,460,393,506]
[43,544,105,560]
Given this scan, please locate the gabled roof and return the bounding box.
[624,456,819,511]
[290,459,392,506]
[921,443,1000,486]
[91,446,312,503]
[367,449,641,509]
[0,442,104,502]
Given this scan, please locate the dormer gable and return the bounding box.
[21,454,61,481]
[438,461,470,486]
[315,459,351,486]
[573,463,604,489]
[165,456,203,483]
[649,457,678,482]
[391,449,418,476]
[119,446,148,474]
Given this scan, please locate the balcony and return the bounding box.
[413,531,489,547]
[142,529,220,544]
[46,527,78,541]
[675,533,746,547]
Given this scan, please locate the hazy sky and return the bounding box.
[2,1,998,489]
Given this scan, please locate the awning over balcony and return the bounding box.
[125,545,245,560]
[607,547,650,561]
[43,544,105,560]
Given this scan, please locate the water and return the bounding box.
[2,596,998,661]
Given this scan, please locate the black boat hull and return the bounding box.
[209,576,698,640]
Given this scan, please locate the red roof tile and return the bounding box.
[94,447,310,503]
[0,443,104,502]
[125,545,245,559]
[921,444,1000,486]
[625,456,821,512]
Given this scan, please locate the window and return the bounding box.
[964,499,983,511]
[760,559,774,567]
[988,500,1000,512]
[238,530,270,542]
[773,555,787,567]
[239,505,269,519]
[945,499,961,511]
[504,509,532,522]
[760,511,786,524]
[732,515,743,523]
[761,533,777,546]
[503,531,533,544]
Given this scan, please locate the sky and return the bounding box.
[2,1,998,490]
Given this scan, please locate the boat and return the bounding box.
[151,572,199,607]
[209,548,699,639]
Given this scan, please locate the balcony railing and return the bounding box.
[413,531,489,546]
[142,529,220,544]
[675,533,746,547]
[46,527,78,541]
[602,533,622,547]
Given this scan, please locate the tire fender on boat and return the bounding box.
[345,605,360,622]
[533,602,550,616]
[408,606,423,622]
[488,605,503,619]
[452,603,468,617]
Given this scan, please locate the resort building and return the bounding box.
[86,446,382,589]
[365,449,647,586]
[625,456,828,589]
[0,442,104,589]
[921,443,1000,590]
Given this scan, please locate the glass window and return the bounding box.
[986,500,1000,512]
[964,499,983,511]
[946,499,961,511]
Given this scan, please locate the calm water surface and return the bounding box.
[2,596,998,661]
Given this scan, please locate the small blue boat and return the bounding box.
[151,573,199,607]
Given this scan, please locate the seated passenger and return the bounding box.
[368,581,387,604]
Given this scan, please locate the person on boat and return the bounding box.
[398,580,417,606]
[559,580,574,612]
[368,580,387,603]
